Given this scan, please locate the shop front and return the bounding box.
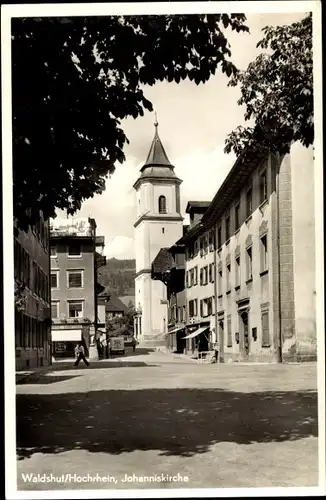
[167,324,186,353]
[52,327,88,358]
[183,322,211,356]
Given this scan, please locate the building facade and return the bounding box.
[201,143,316,363]
[133,121,183,346]
[154,142,316,363]
[14,214,51,370]
[181,202,216,354]
[50,217,105,358]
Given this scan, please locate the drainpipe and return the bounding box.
[276,158,283,363]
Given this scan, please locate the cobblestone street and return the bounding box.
[16,350,318,490]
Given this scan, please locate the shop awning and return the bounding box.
[182,326,209,340]
[168,326,185,334]
[51,329,82,342]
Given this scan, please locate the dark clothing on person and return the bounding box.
[74,345,89,366]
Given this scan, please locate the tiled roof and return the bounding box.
[142,125,173,169]
[151,248,174,276]
[186,201,211,213]
[118,296,135,308]
[105,296,128,313]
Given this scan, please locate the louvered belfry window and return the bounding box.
[158,195,167,214]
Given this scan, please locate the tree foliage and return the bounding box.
[15,281,28,311]
[12,14,248,231]
[106,306,135,337]
[224,13,313,157]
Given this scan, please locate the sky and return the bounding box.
[57,11,306,260]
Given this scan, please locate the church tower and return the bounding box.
[133,118,183,346]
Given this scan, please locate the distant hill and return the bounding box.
[98,258,135,297]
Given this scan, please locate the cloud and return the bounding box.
[58,13,305,260]
[104,236,135,260]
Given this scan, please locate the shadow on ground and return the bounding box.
[16,387,317,460]
[16,374,82,385]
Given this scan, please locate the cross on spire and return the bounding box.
[154,111,158,129]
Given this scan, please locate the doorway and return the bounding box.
[240,311,250,359]
[218,319,224,361]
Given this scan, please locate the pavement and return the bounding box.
[15,349,319,491]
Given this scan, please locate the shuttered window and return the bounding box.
[261,311,270,347]
[227,316,232,347]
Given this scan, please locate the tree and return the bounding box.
[12,14,248,231]
[106,306,136,337]
[15,281,28,311]
[224,13,313,158]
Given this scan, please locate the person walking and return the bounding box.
[131,337,137,353]
[74,343,89,367]
[103,338,109,359]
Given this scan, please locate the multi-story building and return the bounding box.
[201,142,316,363]
[14,213,51,370]
[133,120,184,347]
[151,241,187,352]
[50,217,105,358]
[175,202,216,354]
[153,142,316,363]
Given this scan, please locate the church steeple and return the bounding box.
[141,114,173,170]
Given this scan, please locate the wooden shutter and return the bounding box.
[261,311,270,347]
[227,317,232,347]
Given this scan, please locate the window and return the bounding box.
[201,266,208,285]
[226,263,231,291]
[51,301,59,319]
[203,235,209,254]
[209,263,215,283]
[68,242,82,257]
[50,245,57,257]
[68,300,83,318]
[207,297,213,316]
[259,169,268,204]
[51,271,59,289]
[235,256,240,287]
[261,311,270,347]
[225,214,230,241]
[217,225,222,249]
[227,316,232,347]
[189,299,197,317]
[246,186,253,218]
[199,237,204,256]
[185,271,189,288]
[189,268,194,287]
[194,240,199,256]
[200,300,204,317]
[260,234,268,273]
[183,305,186,321]
[246,247,253,281]
[218,269,223,295]
[162,227,165,234]
[193,266,198,286]
[158,195,167,214]
[208,230,214,251]
[235,201,240,230]
[200,268,203,285]
[67,270,83,288]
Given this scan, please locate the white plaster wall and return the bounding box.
[153,183,178,214]
[148,220,183,265]
[291,143,316,356]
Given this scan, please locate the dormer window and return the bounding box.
[158,195,167,214]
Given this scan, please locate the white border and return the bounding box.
[2,1,324,499]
